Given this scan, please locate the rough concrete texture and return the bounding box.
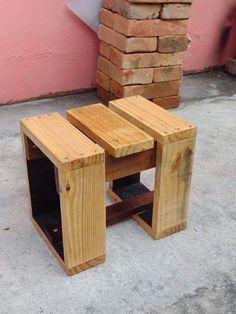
[0,71,236,313]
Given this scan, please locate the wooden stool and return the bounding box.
[20,113,106,275]
[68,96,197,240]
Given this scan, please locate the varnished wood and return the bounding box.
[106,191,153,226]
[24,135,44,160]
[108,96,197,239]
[105,146,156,181]
[152,138,195,239]
[109,95,197,144]
[58,163,106,269]
[67,103,154,158]
[20,113,106,275]
[20,112,104,172]
[32,218,105,276]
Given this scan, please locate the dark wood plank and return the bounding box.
[111,181,153,227]
[106,191,153,226]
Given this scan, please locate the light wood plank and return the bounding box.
[58,162,106,269]
[67,103,154,158]
[152,137,196,238]
[109,95,197,144]
[20,113,104,172]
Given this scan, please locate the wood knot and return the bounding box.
[66,183,71,192]
[172,153,182,172]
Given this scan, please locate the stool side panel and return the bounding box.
[20,113,104,171]
[152,137,196,237]
[59,162,106,269]
[20,131,34,218]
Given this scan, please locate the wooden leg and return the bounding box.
[152,137,196,239]
[58,162,106,272]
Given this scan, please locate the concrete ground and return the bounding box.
[0,71,236,314]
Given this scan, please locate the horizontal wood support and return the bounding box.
[106,191,153,226]
[105,146,156,181]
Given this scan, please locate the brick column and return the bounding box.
[97,0,192,109]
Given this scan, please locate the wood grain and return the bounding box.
[152,138,196,238]
[106,191,153,226]
[105,147,156,181]
[58,163,106,269]
[67,103,154,158]
[20,113,106,275]
[20,113,104,172]
[109,95,197,144]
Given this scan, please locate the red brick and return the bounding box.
[226,58,236,76]
[153,66,183,82]
[96,70,110,91]
[127,0,192,3]
[152,96,181,109]
[158,35,189,52]
[100,8,114,28]
[160,4,192,19]
[102,0,161,20]
[98,25,157,53]
[113,14,189,37]
[97,85,116,104]
[97,56,154,85]
[99,41,111,59]
[109,47,184,69]
[110,80,181,98]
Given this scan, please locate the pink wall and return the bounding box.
[184,0,236,72]
[0,0,99,104]
[1,0,236,104]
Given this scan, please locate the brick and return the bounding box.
[226,58,236,76]
[97,56,154,85]
[113,14,189,37]
[127,0,192,3]
[102,0,161,20]
[98,25,157,53]
[99,41,111,59]
[96,70,110,91]
[100,8,114,28]
[152,96,181,109]
[97,85,116,104]
[153,66,183,82]
[160,4,192,19]
[158,35,189,53]
[109,47,184,69]
[110,80,181,98]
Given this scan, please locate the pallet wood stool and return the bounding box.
[67,96,197,239]
[20,113,106,275]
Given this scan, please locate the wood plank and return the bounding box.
[109,95,197,144]
[67,103,154,158]
[152,137,196,239]
[58,162,106,269]
[106,192,153,226]
[20,113,104,172]
[24,135,45,160]
[105,147,156,181]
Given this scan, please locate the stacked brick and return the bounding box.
[96,0,192,109]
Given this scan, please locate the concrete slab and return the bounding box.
[0,71,236,313]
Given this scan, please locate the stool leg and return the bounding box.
[58,162,106,275]
[152,137,196,239]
